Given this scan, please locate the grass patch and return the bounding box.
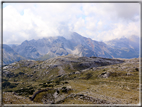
[33,89,55,103]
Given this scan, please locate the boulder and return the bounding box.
[126,72,133,76]
[75,71,80,74]
[53,91,59,99]
[98,72,110,78]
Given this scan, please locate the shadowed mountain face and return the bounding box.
[3,32,139,64]
[105,35,139,58]
[3,44,24,65]
[106,35,139,50]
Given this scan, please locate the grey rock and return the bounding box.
[98,72,111,78]
[126,72,133,76]
[75,71,80,74]
[53,91,59,99]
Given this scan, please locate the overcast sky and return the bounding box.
[3,3,140,44]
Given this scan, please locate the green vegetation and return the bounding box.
[2,56,140,104]
[33,89,55,103]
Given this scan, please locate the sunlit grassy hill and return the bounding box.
[2,55,140,104]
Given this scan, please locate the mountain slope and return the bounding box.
[11,32,112,60]
[105,35,139,58]
[69,32,112,58]
[3,55,139,104]
[3,44,24,65]
[13,36,74,60]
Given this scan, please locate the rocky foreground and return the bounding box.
[2,55,140,104]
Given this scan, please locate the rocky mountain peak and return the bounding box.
[3,33,139,65]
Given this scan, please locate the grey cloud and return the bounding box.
[57,22,73,39]
[113,3,140,21]
[3,3,140,44]
[3,31,24,44]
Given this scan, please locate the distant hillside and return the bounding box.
[105,35,139,58]
[3,44,24,65]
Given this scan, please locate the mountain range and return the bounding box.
[3,32,139,65]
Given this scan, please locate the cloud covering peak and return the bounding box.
[3,3,140,44]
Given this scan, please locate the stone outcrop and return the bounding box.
[56,93,111,104]
[98,72,111,78]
